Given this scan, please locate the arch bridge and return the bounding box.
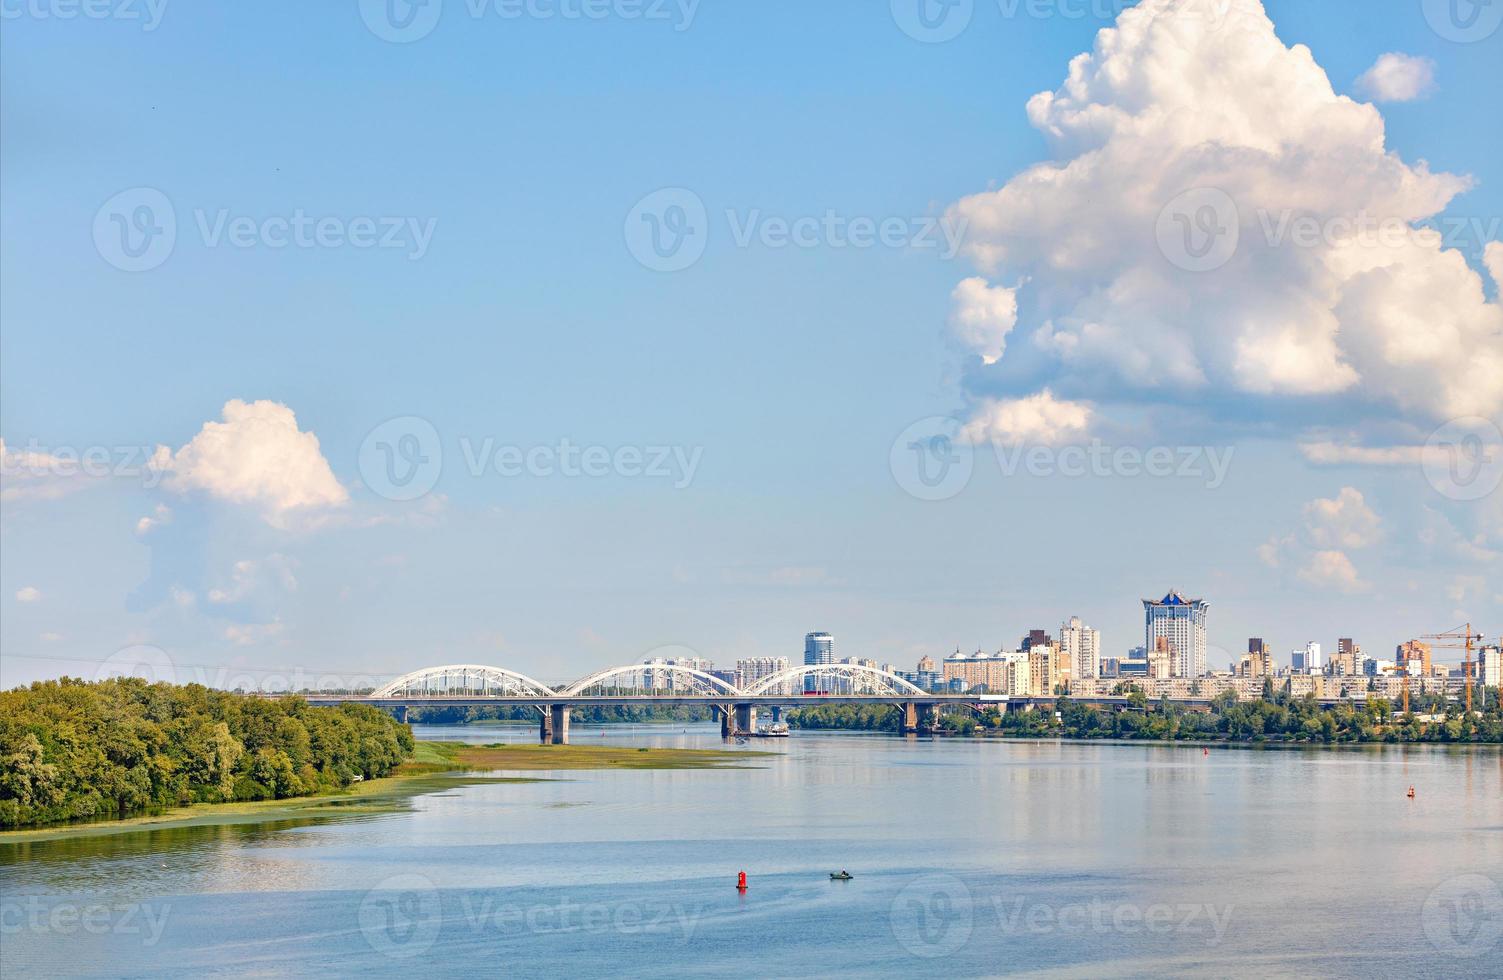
[299,660,1000,742]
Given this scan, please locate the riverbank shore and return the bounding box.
[0,741,770,844]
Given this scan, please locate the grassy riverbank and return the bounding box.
[0,742,770,844]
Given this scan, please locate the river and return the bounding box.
[2,724,1500,977]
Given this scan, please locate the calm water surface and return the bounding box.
[2,725,1500,978]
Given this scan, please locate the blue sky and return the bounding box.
[2,0,1500,688]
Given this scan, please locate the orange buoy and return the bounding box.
[1407,786,1415,799]
[736,871,747,891]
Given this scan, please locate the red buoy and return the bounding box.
[736,871,747,891]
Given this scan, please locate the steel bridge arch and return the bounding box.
[746,663,927,697]
[372,664,557,699]
[561,664,744,698]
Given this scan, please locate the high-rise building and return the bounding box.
[735,657,790,690]
[1060,616,1102,684]
[803,632,834,692]
[1335,638,1358,676]
[1481,645,1501,689]
[1396,640,1431,676]
[1301,641,1322,675]
[1146,638,1173,679]
[1239,638,1274,678]
[943,650,1018,694]
[1022,629,1051,651]
[1143,591,1209,678]
[639,655,715,691]
[804,632,833,666]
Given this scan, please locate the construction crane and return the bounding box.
[1419,624,1484,715]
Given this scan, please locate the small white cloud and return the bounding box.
[1303,487,1382,549]
[1298,441,1423,466]
[963,389,1093,445]
[158,399,347,524]
[948,277,1019,365]
[208,555,299,604]
[135,503,173,537]
[1,440,95,503]
[225,620,285,646]
[15,586,41,603]
[1257,534,1295,568]
[1297,550,1368,593]
[1356,53,1436,103]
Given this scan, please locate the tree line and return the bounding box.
[0,677,415,829]
[787,687,1503,743]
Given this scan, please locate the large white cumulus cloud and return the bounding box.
[155,399,348,522]
[946,0,1502,436]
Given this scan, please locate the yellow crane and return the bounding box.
[1419,624,1484,714]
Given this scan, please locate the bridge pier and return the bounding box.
[734,703,756,735]
[899,702,920,735]
[393,705,408,725]
[549,704,570,745]
[770,706,783,725]
[538,705,552,743]
[719,705,732,738]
